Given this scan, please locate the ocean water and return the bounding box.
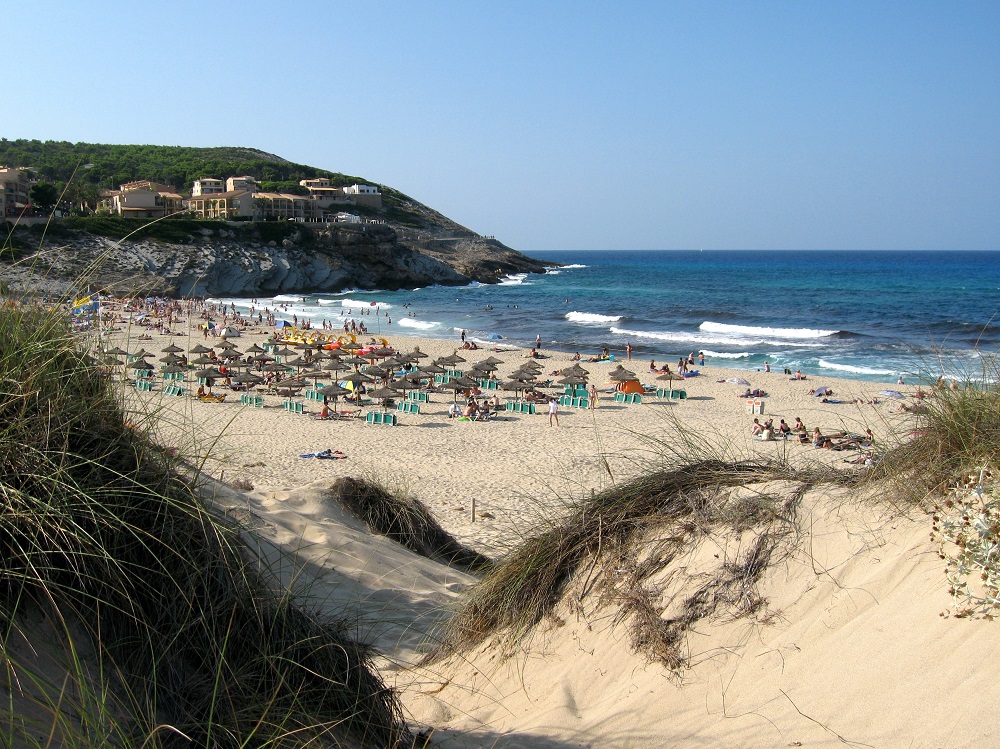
[211,250,1000,384]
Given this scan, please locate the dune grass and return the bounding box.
[423,456,850,667]
[0,301,413,747]
[329,476,495,574]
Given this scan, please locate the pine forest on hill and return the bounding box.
[0,139,370,195]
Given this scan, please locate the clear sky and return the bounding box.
[6,2,999,251]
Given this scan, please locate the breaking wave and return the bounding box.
[566,311,623,324]
[700,321,841,339]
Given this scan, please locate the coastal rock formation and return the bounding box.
[0,221,549,298]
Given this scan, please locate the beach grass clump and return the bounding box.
[0,301,411,747]
[867,361,1000,501]
[424,459,834,668]
[329,476,494,574]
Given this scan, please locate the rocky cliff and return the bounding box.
[0,220,550,299]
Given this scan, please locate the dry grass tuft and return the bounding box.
[329,476,495,574]
[423,459,829,668]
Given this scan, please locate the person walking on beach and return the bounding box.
[588,384,597,410]
[548,397,559,426]
[461,329,466,343]
[626,341,633,360]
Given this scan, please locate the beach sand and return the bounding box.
[107,323,996,748]
[119,326,899,555]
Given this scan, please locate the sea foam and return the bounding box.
[339,298,393,309]
[818,359,896,376]
[396,318,439,330]
[566,311,623,324]
[700,321,838,339]
[701,350,751,359]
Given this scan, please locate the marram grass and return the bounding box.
[0,301,413,748]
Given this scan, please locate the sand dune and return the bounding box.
[108,325,995,748]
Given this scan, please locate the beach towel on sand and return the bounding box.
[299,449,347,459]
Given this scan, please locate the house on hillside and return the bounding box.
[99,181,184,218]
[191,178,225,196]
[343,183,382,209]
[187,190,253,220]
[226,175,258,192]
[0,166,31,218]
[252,192,314,222]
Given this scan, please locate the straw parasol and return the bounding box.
[408,347,429,360]
[189,344,213,354]
[232,372,264,388]
[161,343,184,353]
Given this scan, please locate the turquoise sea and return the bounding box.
[213,250,1000,384]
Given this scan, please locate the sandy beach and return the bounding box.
[116,322,901,556]
[95,315,1000,748]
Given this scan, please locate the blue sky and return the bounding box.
[7,2,999,251]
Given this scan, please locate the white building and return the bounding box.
[191,178,225,196]
[226,175,258,192]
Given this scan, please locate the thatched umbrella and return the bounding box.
[369,385,399,411]
[318,382,351,407]
[189,344,213,354]
[232,372,264,389]
[341,371,375,386]
[161,343,184,354]
[558,375,589,387]
[407,347,429,360]
[436,379,469,402]
[608,367,637,381]
[563,363,590,378]
[160,352,183,365]
[419,363,445,375]
[245,343,265,354]
[104,346,129,357]
[190,355,217,366]
[195,367,224,393]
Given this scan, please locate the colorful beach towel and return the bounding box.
[299,449,347,459]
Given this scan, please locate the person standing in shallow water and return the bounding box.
[626,341,633,360]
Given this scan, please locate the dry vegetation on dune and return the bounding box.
[0,303,415,748]
[423,458,855,669]
[425,362,1000,670]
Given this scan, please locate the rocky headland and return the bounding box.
[0,219,550,299]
